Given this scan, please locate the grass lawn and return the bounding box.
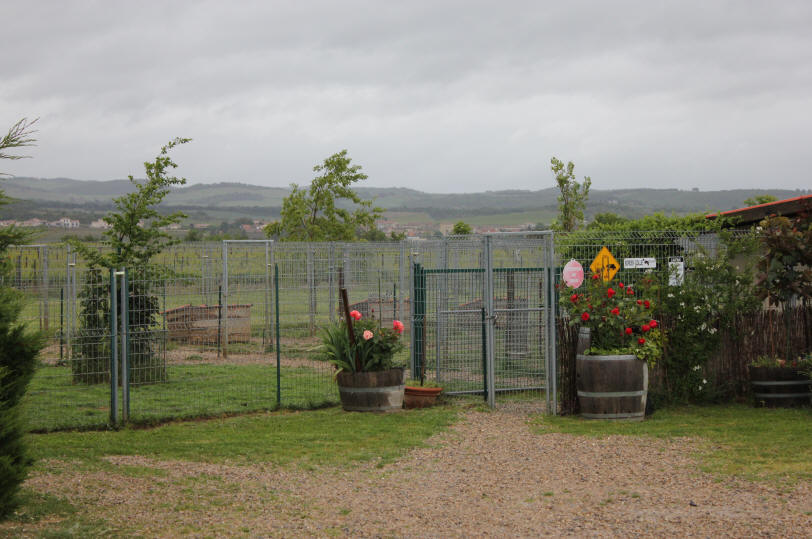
[22,362,338,432]
[534,404,812,483]
[27,405,459,468]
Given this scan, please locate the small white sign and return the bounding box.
[668,257,685,286]
[623,257,657,269]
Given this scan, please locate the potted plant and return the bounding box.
[321,289,406,412]
[749,355,812,408]
[560,271,663,421]
[404,342,443,408]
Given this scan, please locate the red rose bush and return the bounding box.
[561,272,663,366]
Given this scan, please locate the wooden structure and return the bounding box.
[162,304,252,344]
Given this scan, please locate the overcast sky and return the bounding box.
[2,1,811,193]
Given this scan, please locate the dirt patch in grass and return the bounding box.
[9,409,812,537]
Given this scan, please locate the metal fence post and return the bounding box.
[328,244,335,323]
[307,246,315,336]
[275,263,281,406]
[110,268,118,426]
[121,268,129,422]
[222,241,229,358]
[484,235,496,408]
[42,245,49,331]
[548,233,558,415]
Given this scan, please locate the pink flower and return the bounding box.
[393,320,404,334]
[362,330,373,341]
[349,310,361,321]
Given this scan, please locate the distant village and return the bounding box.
[0,216,538,238]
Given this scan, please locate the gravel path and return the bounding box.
[17,408,812,537]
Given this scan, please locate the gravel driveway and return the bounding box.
[17,408,812,537]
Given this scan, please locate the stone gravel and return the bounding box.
[15,408,812,537]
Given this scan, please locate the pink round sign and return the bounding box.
[563,259,584,288]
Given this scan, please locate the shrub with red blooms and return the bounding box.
[560,270,662,366]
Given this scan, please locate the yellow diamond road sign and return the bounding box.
[590,246,619,282]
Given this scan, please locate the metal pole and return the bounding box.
[409,252,416,376]
[275,263,281,406]
[548,233,558,415]
[481,307,487,401]
[121,268,129,422]
[269,241,275,348]
[217,285,222,358]
[59,287,64,364]
[42,245,49,331]
[328,244,335,323]
[264,241,271,349]
[484,236,496,408]
[222,241,228,358]
[307,247,315,336]
[110,269,118,426]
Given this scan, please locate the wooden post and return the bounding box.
[340,287,360,371]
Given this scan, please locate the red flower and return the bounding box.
[636,300,642,305]
[570,293,578,303]
[638,338,646,345]
[592,274,600,280]
[644,300,650,309]
[649,320,658,328]
[607,288,616,298]
[625,327,633,335]
[611,307,620,315]
[588,304,593,310]
[642,324,650,332]
[619,282,624,288]
[627,288,634,295]
[581,312,590,321]
[349,310,362,321]
[393,320,404,334]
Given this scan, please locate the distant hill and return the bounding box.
[2,176,808,225]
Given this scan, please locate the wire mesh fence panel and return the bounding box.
[20,264,114,431]
[419,268,487,395]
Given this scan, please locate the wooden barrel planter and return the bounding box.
[749,367,812,408]
[576,354,648,421]
[403,386,443,409]
[336,368,404,412]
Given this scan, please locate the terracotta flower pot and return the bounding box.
[403,385,443,409]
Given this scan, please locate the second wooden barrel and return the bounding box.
[576,354,648,421]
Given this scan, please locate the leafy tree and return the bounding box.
[69,138,190,384]
[550,157,591,232]
[451,221,472,235]
[743,194,778,207]
[587,212,629,229]
[0,117,44,518]
[264,150,382,241]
